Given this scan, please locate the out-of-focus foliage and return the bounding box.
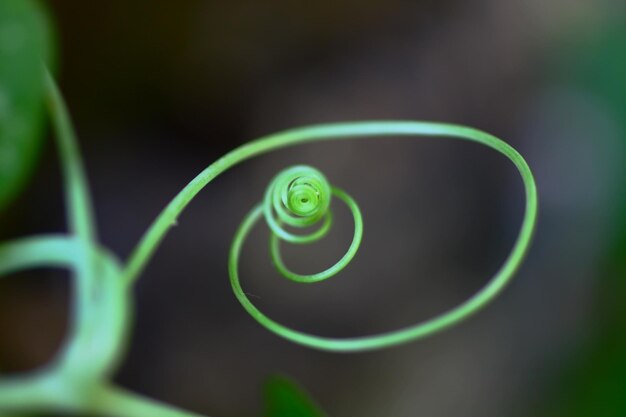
[557,23,626,257]
[263,375,327,417]
[540,20,626,417]
[0,0,54,210]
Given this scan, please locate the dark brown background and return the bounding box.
[1,1,625,416]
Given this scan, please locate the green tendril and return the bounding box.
[228,137,536,351]
[264,165,333,243]
[0,69,538,416]
[260,165,364,282]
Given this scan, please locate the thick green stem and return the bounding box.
[43,67,97,244]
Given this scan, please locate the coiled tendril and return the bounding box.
[262,165,363,283]
[0,68,538,417]
[228,131,537,352]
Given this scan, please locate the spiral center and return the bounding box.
[287,181,320,216]
[263,165,335,243]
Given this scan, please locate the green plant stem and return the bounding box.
[44,65,132,371]
[43,67,97,244]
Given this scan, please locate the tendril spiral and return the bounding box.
[0,67,538,417]
[264,165,333,244]
[261,165,363,283]
[226,126,538,353]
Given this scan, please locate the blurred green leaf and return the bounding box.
[0,0,54,210]
[262,375,328,417]
[536,21,626,417]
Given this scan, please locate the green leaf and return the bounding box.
[262,375,328,417]
[0,0,54,210]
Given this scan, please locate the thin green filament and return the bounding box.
[0,70,538,416]
[268,184,363,283]
[263,165,335,243]
[229,152,535,351]
[256,165,364,284]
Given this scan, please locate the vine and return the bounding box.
[0,69,538,416]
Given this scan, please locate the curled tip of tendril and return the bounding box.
[263,165,333,244]
[261,165,363,283]
[227,123,537,353]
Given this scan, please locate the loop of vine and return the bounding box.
[0,68,538,416]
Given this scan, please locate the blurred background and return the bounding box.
[1,0,625,416]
